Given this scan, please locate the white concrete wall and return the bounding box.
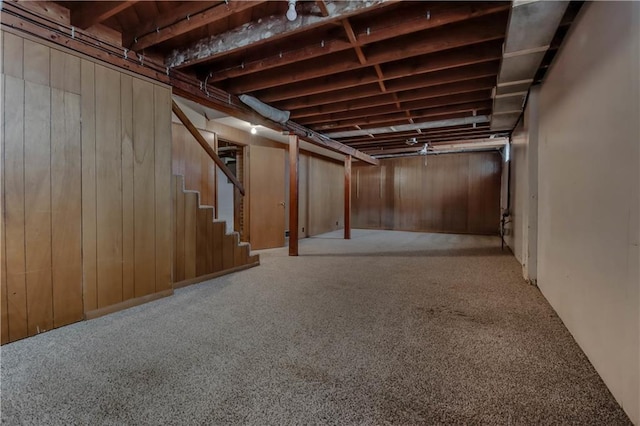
[510,2,639,422]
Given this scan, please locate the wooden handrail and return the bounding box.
[172,100,245,196]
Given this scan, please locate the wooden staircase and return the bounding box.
[173,175,258,288]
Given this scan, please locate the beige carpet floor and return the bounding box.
[0,229,631,425]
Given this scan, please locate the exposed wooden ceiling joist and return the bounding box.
[207,2,507,83]
[131,1,266,51]
[290,76,496,119]
[71,1,138,30]
[224,11,508,94]
[167,0,395,69]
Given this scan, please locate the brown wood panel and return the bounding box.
[222,235,235,270]
[184,192,197,279]
[352,152,501,235]
[298,154,309,238]
[195,206,209,276]
[80,59,98,313]
[95,64,123,308]
[4,75,28,340]
[24,81,53,335]
[344,156,352,239]
[172,124,186,177]
[154,85,173,292]
[288,135,299,256]
[212,221,224,272]
[121,73,135,302]
[1,71,6,345]
[132,78,156,298]
[51,89,83,328]
[249,145,285,249]
[3,31,24,79]
[172,123,218,204]
[23,39,49,86]
[50,49,81,94]
[467,152,501,234]
[174,176,186,282]
[308,156,344,236]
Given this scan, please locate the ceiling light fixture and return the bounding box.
[286,0,297,21]
[250,126,257,135]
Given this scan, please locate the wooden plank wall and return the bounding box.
[352,152,502,235]
[172,123,217,207]
[1,31,173,343]
[308,156,344,236]
[173,176,258,286]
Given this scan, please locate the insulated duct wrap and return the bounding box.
[239,94,290,124]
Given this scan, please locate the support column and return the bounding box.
[344,155,352,239]
[288,135,299,256]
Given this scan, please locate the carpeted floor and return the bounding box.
[0,230,631,425]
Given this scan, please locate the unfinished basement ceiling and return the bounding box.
[53,0,583,158]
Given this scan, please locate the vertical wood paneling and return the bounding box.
[174,177,186,282]
[95,64,122,308]
[4,75,28,340]
[3,32,23,78]
[195,207,208,276]
[3,33,178,342]
[154,85,172,292]
[0,72,7,344]
[184,192,197,279]
[132,78,155,297]
[23,39,49,86]
[80,59,97,313]
[298,155,309,238]
[352,153,501,235]
[50,49,81,94]
[249,145,285,250]
[50,89,83,328]
[308,157,343,236]
[24,81,53,335]
[212,221,224,272]
[120,74,135,301]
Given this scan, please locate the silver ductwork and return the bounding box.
[491,0,569,131]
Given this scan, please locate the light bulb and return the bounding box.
[286,0,297,21]
[250,126,257,135]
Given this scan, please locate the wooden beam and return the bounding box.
[342,19,367,65]
[288,135,299,256]
[297,90,492,125]
[274,61,499,110]
[225,12,508,93]
[344,155,352,240]
[171,100,245,196]
[207,2,508,82]
[257,40,503,103]
[132,1,266,51]
[168,0,394,69]
[71,1,138,30]
[122,1,219,47]
[290,76,496,119]
[316,0,330,17]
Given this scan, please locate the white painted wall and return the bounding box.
[507,117,528,267]
[217,167,235,234]
[509,2,639,422]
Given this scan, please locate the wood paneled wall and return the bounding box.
[352,152,502,235]
[173,176,258,286]
[172,123,217,207]
[308,156,345,236]
[1,31,172,344]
